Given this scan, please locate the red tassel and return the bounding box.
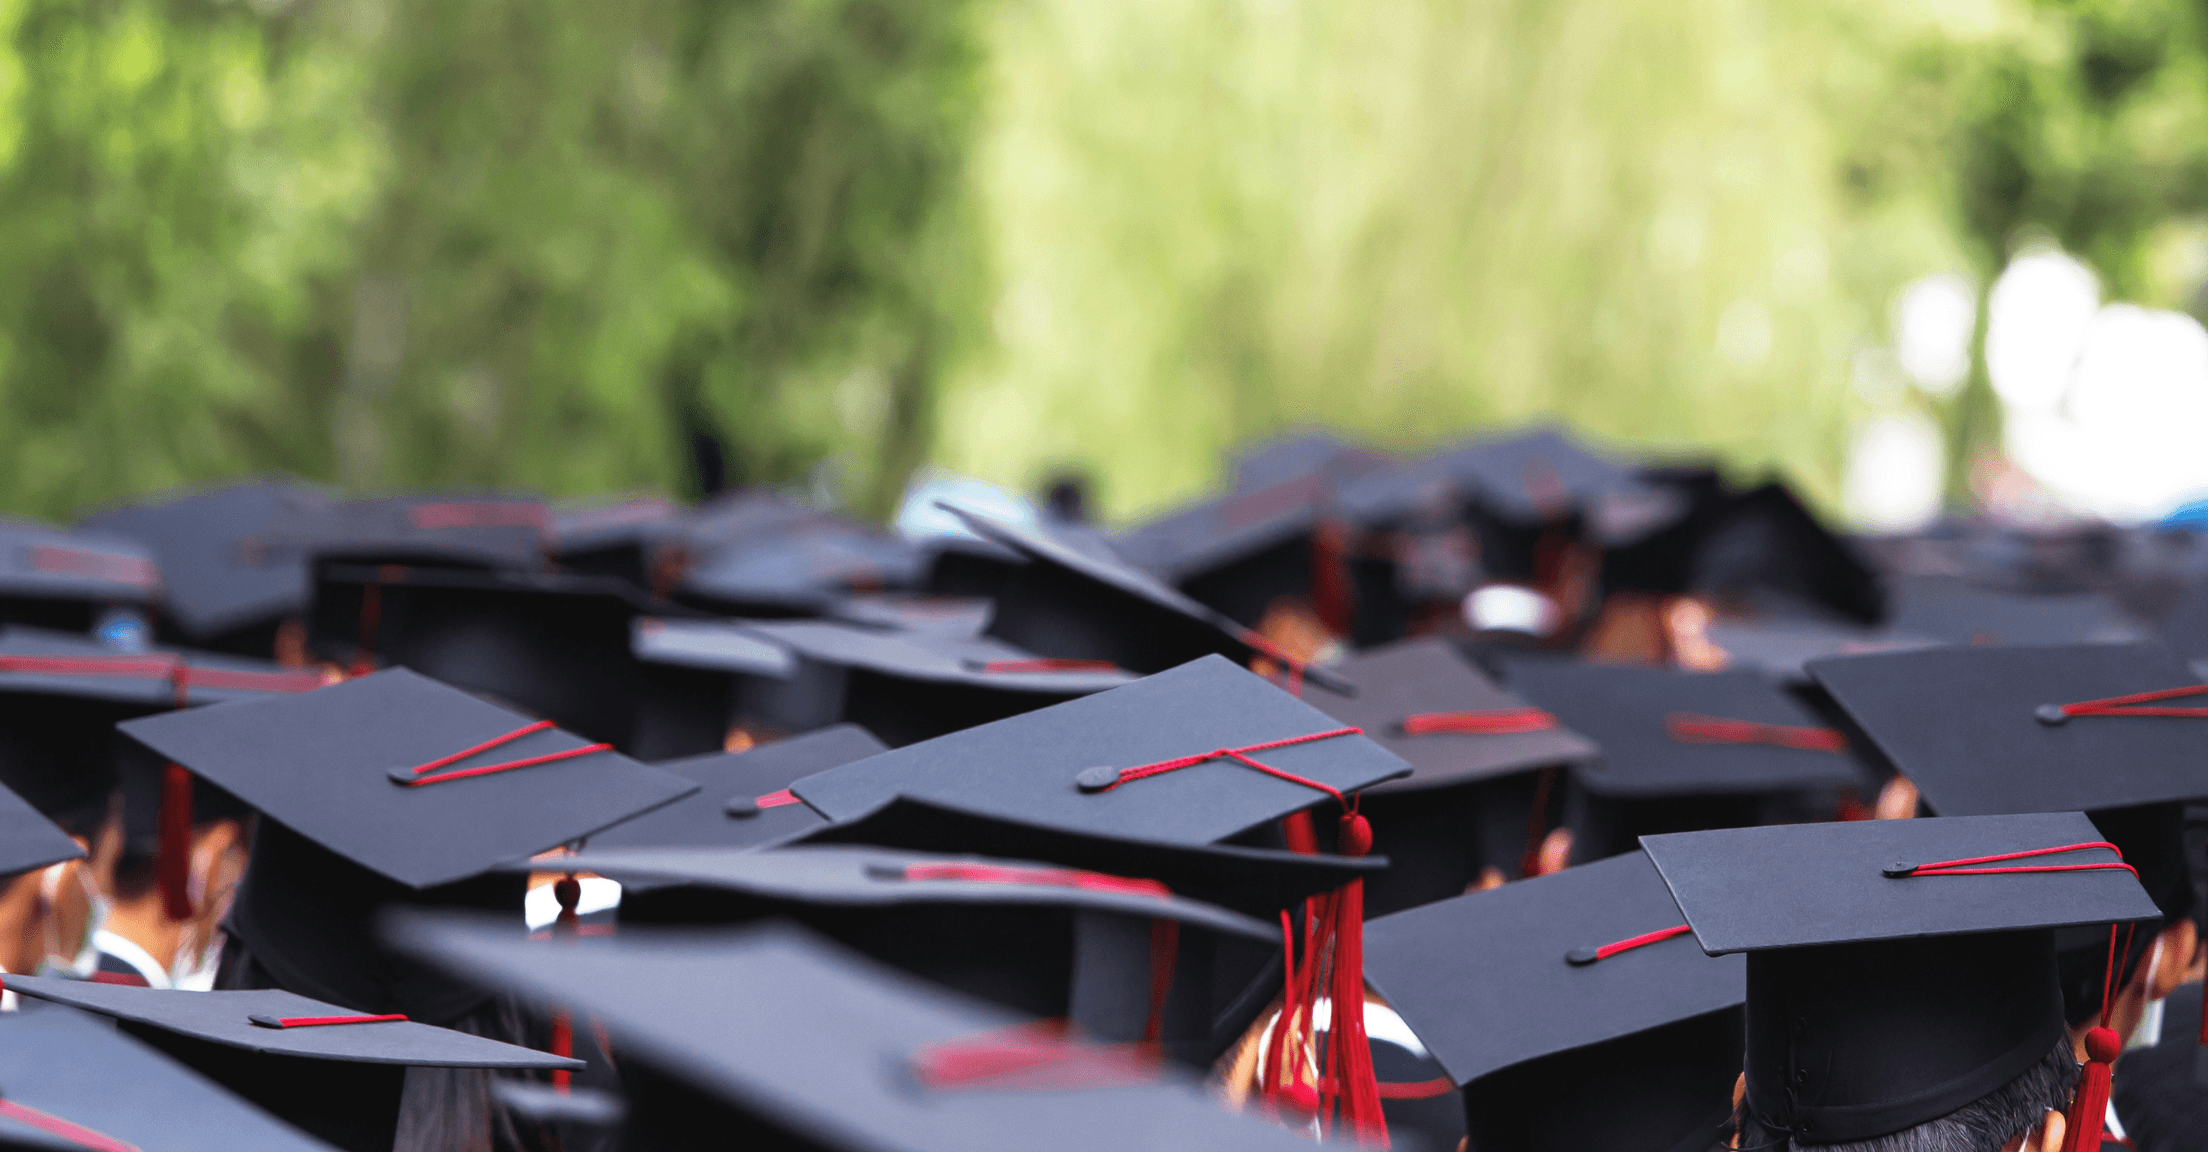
[1310,521,1355,639]
[157,763,194,921]
[550,876,581,1092]
[1323,811,1387,1147]
[2060,1027,2119,1152]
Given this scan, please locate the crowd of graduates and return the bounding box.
[0,423,2203,1152]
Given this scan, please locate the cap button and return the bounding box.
[386,767,421,786]
[723,795,760,819]
[2034,704,2070,726]
[1564,946,1600,966]
[1075,766,1122,793]
[248,1014,286,1029]
[1881,862,1918,878]
[862,862,908,881]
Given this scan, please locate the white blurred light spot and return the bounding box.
[2004,302,2208,521]
[1893,273,1976,397]
[1465,584,1560,636]
[1717,299,1774,368]
[1842,412,1946,532]
[1851,346,1907,406]
[895,469,1042,542]
[1985,250,2098,411]
[525,877,621,930]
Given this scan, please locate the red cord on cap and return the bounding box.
[2044,683,2208,721]
[754,789,801,809]
[912,1021,1163,1092]
[1664,713,1847,752]
[1881,841,2138,881]
[1375,1078,1456,1100]
[391,720,613,787]
[31,544,159,589]
[1565,923,1692,965]
[1086,727,1363,803]
[248,1013,408,1029]
[886,861,1173,900]
[0,1098,142,1152]
[1400,708,1557,736]
[0,655,324,696]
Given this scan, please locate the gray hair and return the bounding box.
[1734,1037,2079,1152]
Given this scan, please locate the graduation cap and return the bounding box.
[1644,813,2162,1146]
[917,535,1029,598]
[937,504,1351,692]
[827,592,995,637]
[547,495,679,588]
[114,668,698,1023]
[260,492,549,573]
[627,617,800,760]
[730,618,1136,747]
[0,519,161,635]
[1887,575,2145,647]
[1704,616,1941,686]
[0,1003,337,1152]
[1336,425,1677,542]
[0,777,86,879]
[387,916,1323,1152]
[1504,661,1864,863]
[307,563,685,747]
[1686,482,1887,625]
[1807,642,2208,1021]
[788,654,1408,845]
[1363,851,1745,1152]
[1296,638,1599,911]
[672,498,923,616]
[5,977,578,1152]
[588,724,889,851]
[79,478,328,653]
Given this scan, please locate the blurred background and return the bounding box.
[10,0,2208,531]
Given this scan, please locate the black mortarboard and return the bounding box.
[1687,482,1887,624]
[511,843,1280,1066]
[0,777,85,878]
[307,563,683,747]
[5,977,578,1152]
[731,618,1135,746]
[1295,638,1598,911]
[1505,661,1862,862]
[263,492,549,572]
[1645,814,2162,1144]
[387,915,1322,1152]
[1887,575,2144,647]
[114,668,697,1022]
[547,495,678,588]
[0,1003,336,1152]
[917,535,1028,598]
[589,724,888,850]
[674,500,923,616]
[1336,425,1676,540]
[1704,617,1941,686]
[1364,851,1745,1152]
[828,592,995,638]
[0,519,161,634]
[80,478,329,653]
[939,504,1351,692]
[627,617,799,759]
[788,654,1408,846]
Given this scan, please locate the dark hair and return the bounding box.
[1736,1036,2078,1152]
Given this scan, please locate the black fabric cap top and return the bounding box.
[631,617,796,679]
[0,626,330,708]
[80,479,327,639]
[1644,815,2162,1145]
[0,1005,337,1152]
[789,655,1409,846]
[0,518,161,604]
[1704,618,1940,685]
[1808,643,2208,818]
[589,724,890,851]
[1506,661,1862,797]
[3,976,579,1069]
[115,667,698,889]
[386,916,1322,1152]
[1885,576,2144,648]
[827,593,995,638]
[678,521,923,614]
[938,504,1352,693]
[1305,637,1599,792]
[738,618,1135,695]
[793,796,1385,917]
[0,777,85,877]
[1364,850,1743,1087]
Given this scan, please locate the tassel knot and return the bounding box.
[2060,1026,2120,1152]
[1337,813,1372,857]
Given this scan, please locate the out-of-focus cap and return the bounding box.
[79,479,328,639]
[0,518,161,605]
[589,725,888,850]
[1886,575,2144,647]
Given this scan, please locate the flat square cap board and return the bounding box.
[510,844,1274,941]
[1704,618,1940,685]
[260,492,548,570]
[115,667,698,890]
[937,503,1352,693]
[1806,642,2208,816]
[794,795,1384,917]
[1304,638,1598,792]
[1363,850,1743,1086]
[0,1005,338,1152]
[827,593,994,638]
[588,724,888,850]
[80,479,327,639]
[1886,576,2144,647]
[385,915,1327,1152]
[0,626,330,708]
[0,779,85,876]
[548,495,676,555]
[788,655,1409,845]
[1504,661,1862,797]
[1641,812,2161,955]
[631,617,795,678]
[2,976,580,1070]
[737,618,1136,695]
[678,523,923,613]
[1687,482,1886,625]
[0,519,160,604]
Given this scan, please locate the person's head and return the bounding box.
[1733,1035,2076,1152]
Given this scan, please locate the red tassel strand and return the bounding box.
[157,763,194,922]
